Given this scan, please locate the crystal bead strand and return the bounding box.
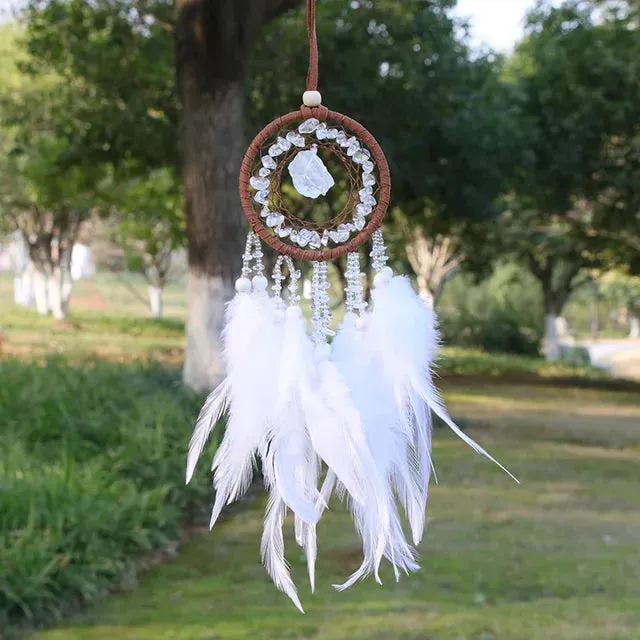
[272,256,285,309]
[284,257,301,306]
[345,252,367,315]
[252,235,265,277]
[241,232,255,279]
[311,261,333,345]
[250,234,268,292]
[370,229,389,273]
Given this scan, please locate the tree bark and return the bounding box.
[48,267,73,320]
[544,312,561,361]
[176,0,301,391]
[148,285,164,319]
[32,267,50,316]
[14,270,35,307]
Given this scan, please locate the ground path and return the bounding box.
[583,339,640,378]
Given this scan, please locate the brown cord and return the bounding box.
[306,0,319,91]
[239,108,391,262]
[238,0,390,262]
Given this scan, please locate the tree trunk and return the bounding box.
[179,77,245,391]
[48,267,73,320]
[32,267,50,316]
[14,269,35,307]
[13,276,23,305]
[416,278,435,308]
[177,4,249,391]
[590,281,600,340]
[542,293,568,361]
[544,313,561,361]
[629,316,640,339]
[148,285,164,319]
[176,0,300,391]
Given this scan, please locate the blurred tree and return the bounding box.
[0,23,99,319]
[496,0,640,359]
[491,205,598,359]
[175,0,302,390]
[109,168,185,318]
[599,272,640,338]
[405,227,465,307]
[249,0,517,233]
[12,0,186,321]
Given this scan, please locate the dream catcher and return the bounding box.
[187,0,515,612]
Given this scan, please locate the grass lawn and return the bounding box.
[31,379,640,640]
[3,272,640,639]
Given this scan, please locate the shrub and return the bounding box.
[438,264,543,356]
[0,358,215,632]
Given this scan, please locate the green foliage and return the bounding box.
[439,346,607,380]
[0,358,213,632]
[438,264,544,355]
[109,168,185,286]
[512,0,639,216]
[489,0,640,302]
[249,0,516,234]
[21,0,178,172]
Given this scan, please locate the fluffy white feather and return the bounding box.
[260,306,323,526]
[186,379,229,484]
[261,489,304,613]
[369,275,517,484]
[207,290,284,529]
[332,315,420,589]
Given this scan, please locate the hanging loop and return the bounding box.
[306,0,319,92]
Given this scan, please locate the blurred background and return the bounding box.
[1,0,639,638]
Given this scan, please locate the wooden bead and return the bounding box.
[303,90,322,107]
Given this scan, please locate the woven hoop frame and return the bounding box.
[239,106,391,262]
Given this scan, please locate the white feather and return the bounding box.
[261,489,304,613]
[186,379,229,484]
[369,275,517,483]
[260,308,323,526]
[207,291,284,529]
[332,317,419,589]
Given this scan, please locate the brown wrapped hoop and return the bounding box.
[239,106,391,262]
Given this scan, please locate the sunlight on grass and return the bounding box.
[4,272,640,640]
[31,385,640,640]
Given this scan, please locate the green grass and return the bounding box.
[0,358,214,635]
[0,273,185,363]
[3,271,640,638]
[27,378,640,640]
[0,272,612,382]
[438,347,609,382]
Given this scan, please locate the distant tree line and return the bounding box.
[0,0,638,382]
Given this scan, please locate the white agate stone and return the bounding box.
[288,146,335,199]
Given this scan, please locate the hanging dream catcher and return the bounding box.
[186,0,516,612]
